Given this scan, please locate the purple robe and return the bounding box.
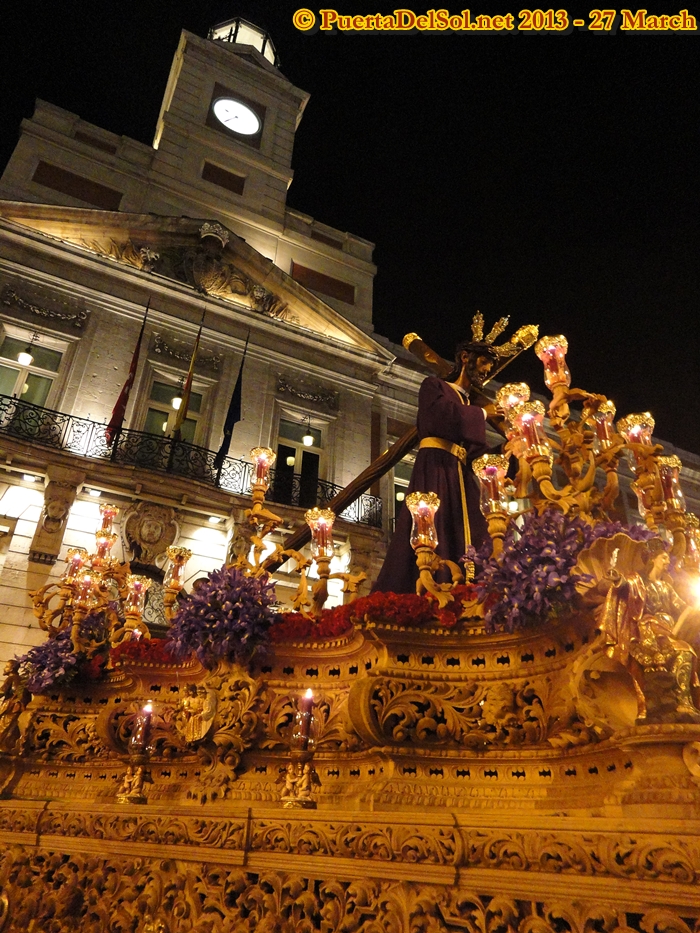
[373,376,489,594]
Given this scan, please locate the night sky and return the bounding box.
[2,3,698,452]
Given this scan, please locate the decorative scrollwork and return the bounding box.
[350,676,548,748]
[23,711,108,762]
[1,851,693,933]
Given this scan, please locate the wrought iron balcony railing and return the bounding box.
[0,394,382,528]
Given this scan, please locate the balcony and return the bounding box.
[0,394,382,528]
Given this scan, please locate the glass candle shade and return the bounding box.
[63,547,87,584]
[291,688,316,752]
[130,701,153,754]
[94,530,117,561]
[590,400,616,451]
[617,412,655,447]
[511,401,550,458]
[98,503,119,534]
[495,382,531,421]
[406,491,440,550]
[632,483,649,518]
[535,335,571,390]
[124,574,152,615]
[684,514,700,571]
[250,446,276,488]
[658,455,686,513]
[74,571,97,609]
[472,454,509,515]
[164,546,192,589]
[617,412,655,474]
[305,507,335,558]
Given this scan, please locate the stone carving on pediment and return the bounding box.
[78,235,298,324]
[276,374,339,410]
[0,284,90,329]
[123,501,178,568]
[0,851,697,933]
[250,284,297,322]
[199,221,230,247]
[80,237,159,272]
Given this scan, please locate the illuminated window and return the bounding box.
[274,417,323,508]
[393,458,413,515]
[0,334,63,407]
[143,378,203,444]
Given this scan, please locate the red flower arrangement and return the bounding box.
[109,637,180,666]
[270,586,481,642]
[270,604,353,643]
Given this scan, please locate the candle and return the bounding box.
[94,530,117,561]
[63,547,87,584]
[511,401,549,458]
[130,701,153,753]
[164,547,192,589]
[124,574,151,615]
[406,492,440,550]
[535,335,571,390]
[495,382,531,419]
[98,503,119,534]
[75,571,96,609]
[472,454,509,515]
[297,688,314,750]
[684,514,700,571]
[658,455,686,513]
[250,446,276,487]
[591,400,616,450]
[305,508,335,558]
[617,412,655,474]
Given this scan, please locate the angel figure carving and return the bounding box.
[598,537,700,721]
[175,684,217,744]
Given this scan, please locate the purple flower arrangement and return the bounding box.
[167,565,276,667]
[469,512,654,634]
[16,613,108,694]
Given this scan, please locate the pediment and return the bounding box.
[0,202,392,362]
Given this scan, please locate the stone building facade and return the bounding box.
[0,19,435,666]
[0,16,698,671]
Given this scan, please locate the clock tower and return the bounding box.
[149,18,310,257]
[0,16,377,332]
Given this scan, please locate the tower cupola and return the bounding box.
[208,18,279,68]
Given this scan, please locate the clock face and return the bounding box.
[212,97,261,136]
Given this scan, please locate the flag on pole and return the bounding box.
[105,300,149,446]
[214,331,249,471]
[171,307,206,442]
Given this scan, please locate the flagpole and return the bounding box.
[106,298,150,454]
[169,307,206,470]
[214,330,250,487]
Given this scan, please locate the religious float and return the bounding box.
[2,324,700,933]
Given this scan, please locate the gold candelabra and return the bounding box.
[405,492,463,607]
[471,334,697,568]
